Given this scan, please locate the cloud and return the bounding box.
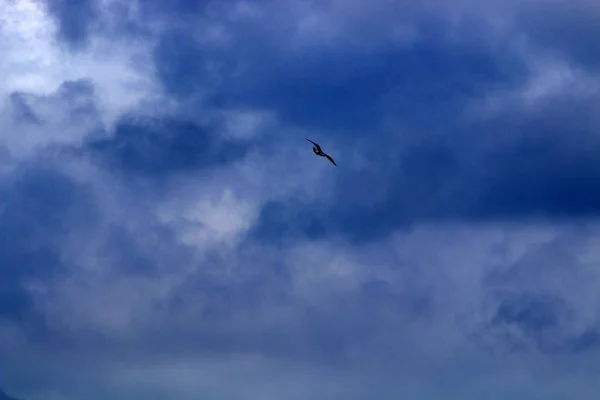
[251,60,600,242]
[0,0,160,133]
[2,79,103,158]
[84,115,253,178]
[1,0,600,399]
[45,0,99,51]
[515,0,600,71]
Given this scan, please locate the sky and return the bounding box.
[1,0,600,399]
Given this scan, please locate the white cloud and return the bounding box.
[219,108,276,140]
[0,0,59,95]
[156,187,258,249]
[0,0,162,156]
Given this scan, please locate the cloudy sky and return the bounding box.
[1,0,600,399]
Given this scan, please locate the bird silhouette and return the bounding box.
[306,138,336,166]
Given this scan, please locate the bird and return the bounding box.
[306,138,336,166]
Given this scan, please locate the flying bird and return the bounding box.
[306,138,336,166]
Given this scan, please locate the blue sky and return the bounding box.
[1,0,600,399]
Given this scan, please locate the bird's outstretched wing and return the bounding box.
[324,153,337,166]
[305,138,322,152]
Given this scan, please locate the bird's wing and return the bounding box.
[305,138,322,152]
[324,153,337,166]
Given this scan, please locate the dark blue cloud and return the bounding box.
[9,93,42,125]
[0,389,22,400]
[98,225,171,277]
[490,291,564,350]
[0,162,97,324]
[153,30,215,100]
[136,7,600,244]
[45,0,99,50]
[55,80,99,121]
[138,0,212,16]
[208,15,529,132]
[482,289,600,354]
[252,82,600,243]
[147,7,529,131]
[568,329,600,353]
[85,116,252,179]
[0,80,101,325]
[516,1,600,71]
[145,4,600,245]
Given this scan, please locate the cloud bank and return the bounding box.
[1,0,600,399]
